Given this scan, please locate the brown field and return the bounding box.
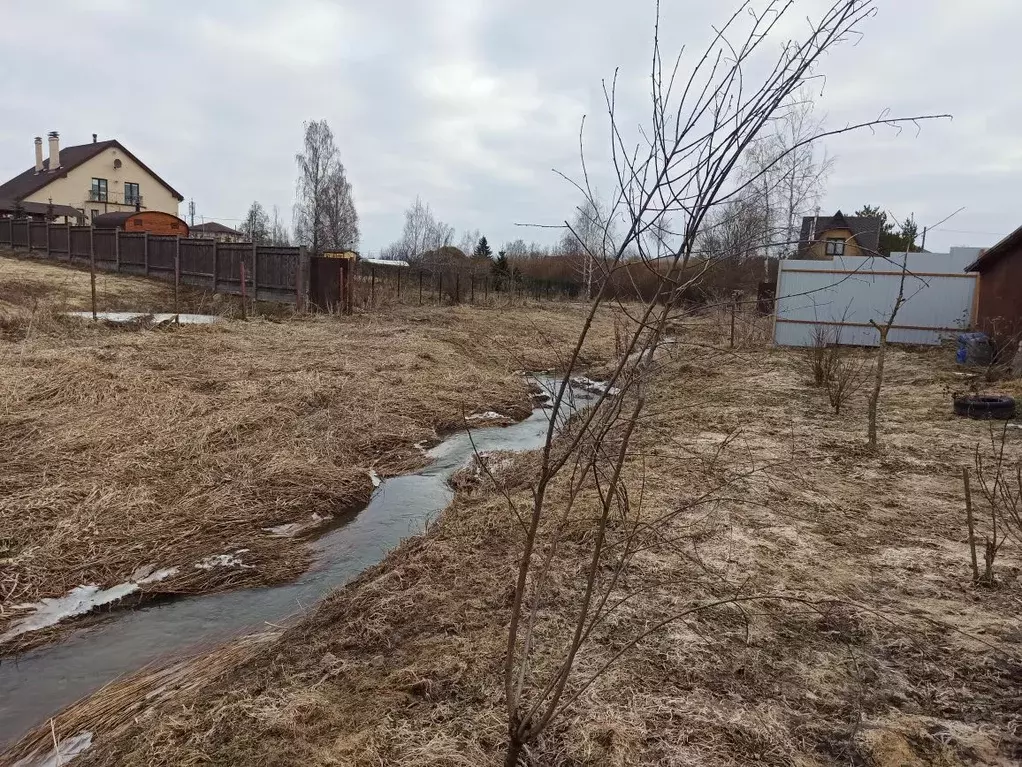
[0,252,619,654]
[7,299,1022,766]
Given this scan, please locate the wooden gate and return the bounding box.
[310,252,355,313]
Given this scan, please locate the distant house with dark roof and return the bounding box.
[190,221,245,243]
[796,210,882,259]
[0,131,184,225]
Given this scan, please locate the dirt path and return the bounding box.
[0,254,619,654]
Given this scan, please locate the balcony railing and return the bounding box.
[86,190,143,207]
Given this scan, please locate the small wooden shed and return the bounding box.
[967,224,1022,342]
[92,211,189,237]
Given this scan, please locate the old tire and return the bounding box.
[953,394,1016,420]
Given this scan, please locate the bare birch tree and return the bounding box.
[743,86,835,258]
[386,196,455,261]
[499,3,948,764]
[241,201,270,245]
[294,120,358,253]
[558,196,616,300]
[270,205,291,246]
[321,167,359,251]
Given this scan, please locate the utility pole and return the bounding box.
[188,199,196,227]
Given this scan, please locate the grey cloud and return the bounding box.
[0,0,1018,253]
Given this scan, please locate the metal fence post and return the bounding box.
[251,241,258,306]
[212,239,219,293]
[114,228,120,271]
[65,221,71,260]
[143,232,149,276]
[240,260,247,320]
[89,227,97,320]
[296,246,308,311]
[174,235,181,322]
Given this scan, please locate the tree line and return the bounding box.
[236,111,920,301]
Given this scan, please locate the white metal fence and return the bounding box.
[773,248,982,347]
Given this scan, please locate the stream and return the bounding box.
[0,377,593,748]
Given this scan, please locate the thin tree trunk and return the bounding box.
[964,466,980,582]
[504,739,523,767]
[867,325,887,447]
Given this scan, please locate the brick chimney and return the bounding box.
[47,131,60,170]
[34,137,43,173]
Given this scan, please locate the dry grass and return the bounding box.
[7,300,1022,766]
[0,253,619,655]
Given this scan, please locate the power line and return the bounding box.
[932,228,1009,237]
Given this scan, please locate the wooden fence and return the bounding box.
[0,218,309,306]
[0,217,583,311]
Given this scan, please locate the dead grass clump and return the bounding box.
[0,257,620,654]
[7,316,1022,766]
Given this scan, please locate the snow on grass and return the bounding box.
[369,469,382,488]
[194,550,255,570]
[570,376,621,396]
[13,731,94,767]
[1,568,178,641]
[64,311,221,325]
[465,411,508,422]
[262,514,329,538]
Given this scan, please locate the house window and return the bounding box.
[825,237,846,256]
[124,182,140,205]
[91,209,100,222]
[90,178,108,202]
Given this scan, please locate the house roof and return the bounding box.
[0,198,82,219]
[0,139,184,203]
[965,224,1022,273]
[191,221,243,236]
[797,210,882,255]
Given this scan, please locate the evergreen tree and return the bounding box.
[855,205,921,255]
[492,250,509,278]
[473,236,493,260]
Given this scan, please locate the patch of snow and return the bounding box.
[65,311,220,325]
[361,257,409,267]
[466,411,508,422]
[369,469,382,488]
[195,552,255,570]
[1,567,179,641]
[13,731,93,767]
[131,565,180,584]
[570,376,622,397]
[262,511,329,537]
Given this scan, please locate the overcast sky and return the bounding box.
[1,0,1018,254]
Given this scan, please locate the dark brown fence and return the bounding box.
[0,218,309,306]
[0,217,584,311]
